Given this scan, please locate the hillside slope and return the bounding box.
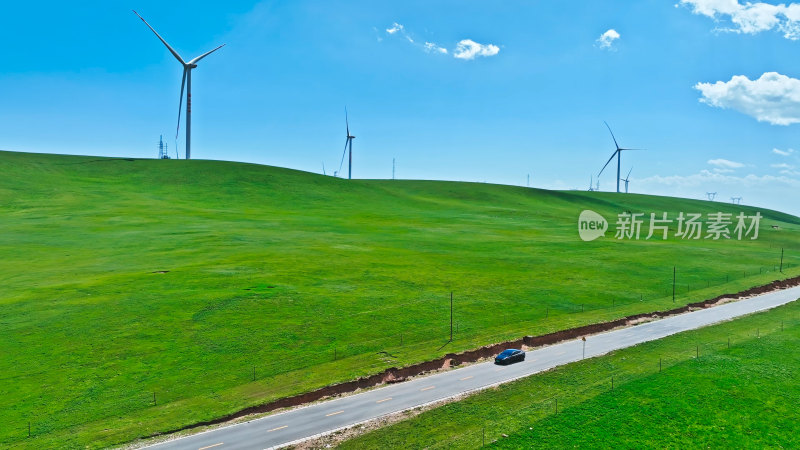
[0,151,798,448]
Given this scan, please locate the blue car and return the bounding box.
[495,348,525,365]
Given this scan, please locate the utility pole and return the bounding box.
[672,266,676,303]
[450,291,454,341]
[780,248,785,271]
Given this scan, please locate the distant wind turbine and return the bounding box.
[133,10,225,160]
[338,109,356,179]
[706,192,717,201]
[588,175,595,191]
[598,122,643,193]
[621,167,632,193]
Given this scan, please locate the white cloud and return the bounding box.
[424,42,448,54]
[595,29,621,49]
[453,39,500,60]
[679,0,800,39]
[771,162,795,169]
[695,72,800,125]
[708,158,745,168]
[386,22,404,34]
[641,169,800,187]
[384,23,497,61]
[386,22,414,43]
[773,148,795,156]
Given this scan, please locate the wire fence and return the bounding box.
[425,316,800,449]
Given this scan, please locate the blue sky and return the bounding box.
[1,0,799,215]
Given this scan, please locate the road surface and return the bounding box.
[147,285,800,450]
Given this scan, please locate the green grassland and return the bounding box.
[340,298,800,449]
[0,150,798,448]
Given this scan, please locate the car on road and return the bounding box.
[494,348,525,365]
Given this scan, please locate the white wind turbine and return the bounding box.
[134,10,225,160]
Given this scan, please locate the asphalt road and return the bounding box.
[147,285,800,450]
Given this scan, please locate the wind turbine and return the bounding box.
[588,175,595,191]
[338,109,355,179]
[621,167,632,193]
[706,192,717,201]
[133,10,225,160]
[598,122,643,193]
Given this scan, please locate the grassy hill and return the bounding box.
[0,150,798,448]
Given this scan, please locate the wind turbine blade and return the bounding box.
[620,148,645,151]
[175,68,187,139]
[598,150,618,177]
[132,10,186,64]
[188,44,226,65]
[345,108,350,136]
[338,138,349,175]
[627,167,633,178]
[604,121,620,150]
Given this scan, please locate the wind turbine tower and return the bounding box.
[598,122,643,193]
[134,11,225,160]
[621,167,632,193]
[338,109,356,179]
[588,175,595,191]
